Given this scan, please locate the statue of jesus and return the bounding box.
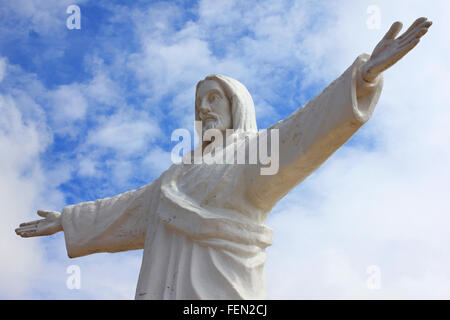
[15,18,432,299]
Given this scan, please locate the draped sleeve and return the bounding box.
[61,177,162,258]
[245,53,383,211]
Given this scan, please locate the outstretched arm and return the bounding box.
[244,18,432,212]
[15,178,162,258]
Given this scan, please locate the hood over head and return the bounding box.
[195,74,258,134]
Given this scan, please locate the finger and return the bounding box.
[21,231,37,238]
[17,224,37,231]
[37,210,50,218]
[383,21,403,40]
[398,38,420,56]
[398,18,429,40]
[399,24,430,46]
[16,225,37,234]
[15,228,37,236]
[399,37,420,49]
[412,22,433,40]
[412,20,432,36]
[399,20,431,42]
[19,220,40,227]
[47,211,61,219]
[414,26,430,39]
[37,210,60,219]
[405,17,427,33]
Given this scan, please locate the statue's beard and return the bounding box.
[203,119,218,131]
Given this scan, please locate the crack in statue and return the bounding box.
[16,18,432,299]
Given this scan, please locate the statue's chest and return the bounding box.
[176,164,230,200]
[162,163,263,224]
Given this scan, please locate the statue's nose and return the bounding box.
[199,102,211,115]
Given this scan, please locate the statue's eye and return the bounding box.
[209,94,218,103]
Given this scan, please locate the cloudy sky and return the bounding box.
[1,0,449,299]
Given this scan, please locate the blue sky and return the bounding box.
[2,1,338,210]
[1,0,450,299]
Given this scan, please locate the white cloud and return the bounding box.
[0,94,45,297]
[50,84,88,122]
[142,146,173,177]
[85,72,121,106]
[0,59,67,297]
[78,157,98,177]
[45,65,126,137]
[86,110,161,157]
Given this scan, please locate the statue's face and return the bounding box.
[196,80,232,132]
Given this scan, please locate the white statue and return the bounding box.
[15,18,432,299]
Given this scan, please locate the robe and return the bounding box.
[60,54,383,299]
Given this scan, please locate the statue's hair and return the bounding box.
[195,74,258,134]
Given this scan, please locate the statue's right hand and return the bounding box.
[15,210,63,238]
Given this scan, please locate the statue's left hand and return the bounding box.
[361,17,432,82]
